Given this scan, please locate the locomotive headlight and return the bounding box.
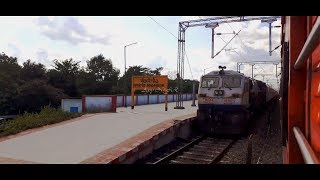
[214,91,219,95]
[219,90,223,95]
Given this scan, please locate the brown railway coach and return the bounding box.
[281,16,320,164]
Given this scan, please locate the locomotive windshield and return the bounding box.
[201,77,219,88]
[222,76,241,88]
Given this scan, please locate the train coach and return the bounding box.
[279,16,320,164]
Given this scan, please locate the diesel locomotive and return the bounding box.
[197,66,278,134]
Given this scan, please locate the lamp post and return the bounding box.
[124,42,138,107]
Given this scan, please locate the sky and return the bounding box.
[0,16,282,90]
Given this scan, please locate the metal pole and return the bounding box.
[175,25,185,109]
[294,17,320,70]
[251,64,254,79]
[238,63,242,73]
[269,22,272,56]
[124,46,127,107]
[261,18,276,56]
[191,82,196,106]
[293,127,320,164]
[211,28,214,58]
[123,42,137,108]
[124,47,126,74]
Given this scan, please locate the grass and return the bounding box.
[0,106,82,138]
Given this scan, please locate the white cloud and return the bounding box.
[36,16,111,45]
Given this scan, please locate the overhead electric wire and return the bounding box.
[223,17,281,79]
[201,16,247,62]
[213,30,241,59]
[148,16,178,39]
[225,19,275,77]
[185,51,194,80]
[148,16,194,80]
[224,20,253,57]
[217,35,246,61]
[198,16,248,74]
[236,34,252,55]
[270,44,282,53]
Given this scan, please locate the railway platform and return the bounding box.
[0,101,197,164]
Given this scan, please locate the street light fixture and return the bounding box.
[124,42,138,74]
[124,42,138,107]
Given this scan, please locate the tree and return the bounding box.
[52,58,80,76]
[182,79,199,94]
[0,52,18,64]
[0,53,22,115]
[149,67,163,75]
[167,70,177,80]
[20,59,47,81]
[76,69,96,95]
[85,54,120,95]
[0,54,70,115]
[17,59,67,113]
[86,54,120,84]
[123,65,158,76]
[119,65,163,94]
[48,58,80,96]
[16,80,66,113]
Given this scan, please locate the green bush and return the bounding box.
[0,106,82,137]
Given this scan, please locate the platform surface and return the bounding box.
[0,101,197,164]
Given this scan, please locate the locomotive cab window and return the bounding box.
[201,77,219,88]
[222,76,241,88]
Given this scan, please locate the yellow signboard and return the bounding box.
[131,75,168,111]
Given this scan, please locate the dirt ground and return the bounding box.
[220,99,283,164]
[251,99,282,164]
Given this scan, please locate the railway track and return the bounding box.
[151,136,238,164]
